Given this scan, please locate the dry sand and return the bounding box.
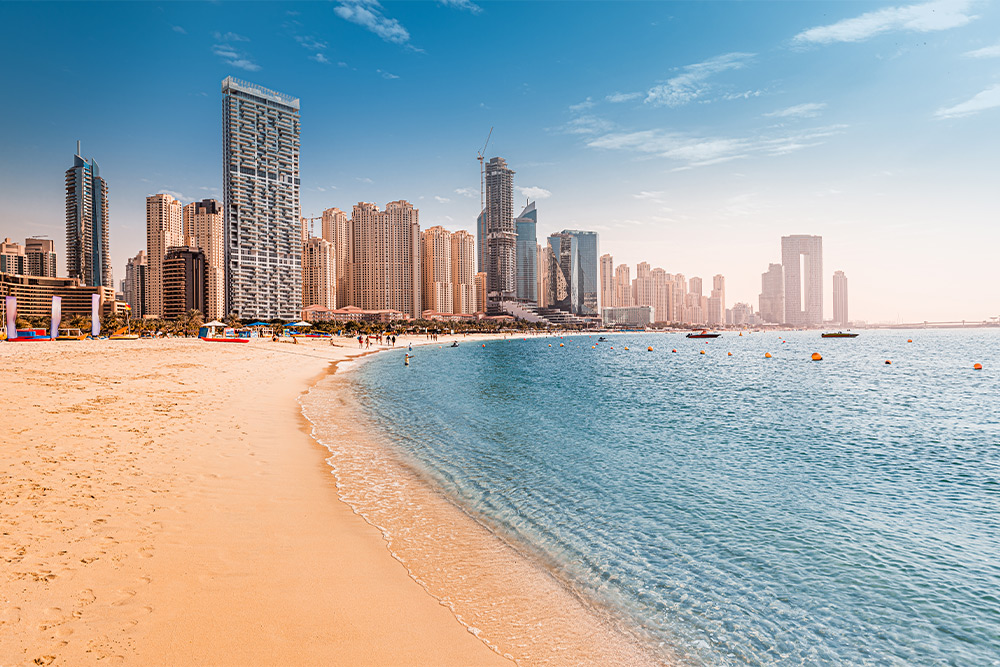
[0,334,514,666]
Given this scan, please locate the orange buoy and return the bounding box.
[672,348,677,353]
[482,343,486,347]
[885,360,891,365]
[592,345,596,349]
[548,344,552,347]
[764,352,772,358]
[907,339,913,343]
[647,346,653,352]
[974,363,983,370]
[624,346,629,350]
[727,352,733,356]
[700,350,706,355]
[610,346,614,350]
[811,352,822,361]
[559,343,564,347]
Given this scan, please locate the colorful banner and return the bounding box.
[51,296,61,340]
[4,295,15,340]
[91,294,100,337]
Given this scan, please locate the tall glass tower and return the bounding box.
[65,142,111,288]
[560,230,599,316]
[484,157,516,308]
[515,201,537,302]
[222,77,301,319]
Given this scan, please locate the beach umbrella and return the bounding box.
[203,320,226,327]
[290,321,312,327]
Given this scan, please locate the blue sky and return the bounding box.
[1,0,998,322]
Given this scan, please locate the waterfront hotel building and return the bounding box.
[222,77,301,319]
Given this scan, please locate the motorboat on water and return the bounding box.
[686,330,721,339]
[821,331,859,338]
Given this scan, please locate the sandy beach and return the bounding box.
[0,334,518,666]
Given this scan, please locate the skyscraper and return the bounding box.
[536,243,549,308]
[484,157,516,307]
[347,201,421,319]
[421,225,453,314]
[833,270,849,326]
[124,250,147,318]
[302,236,335,310]
[183,199,224,319]
[633,262,654,309]
[222,77,301,319]
[65,142,111,288]
[562,230,599,316]
[600,253,614,312]
[476,209,487,274]
[758,263,784,324]
[672,273,686,322]
[163,246,206,320]
[474,272,487,313]
[651,268,674,324]
[515,201,537,302]
[451,230,476,315]
[145,193,184,318]
[708,274,726,325]
[321,207,350,309]
[546,232,575,312]
[25,238,57,277]
[0,238,25,275]
[614,264,632,308]
[781,235,823,326]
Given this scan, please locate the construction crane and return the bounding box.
[477,127,493,216]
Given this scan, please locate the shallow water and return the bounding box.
[342,330,1000,665]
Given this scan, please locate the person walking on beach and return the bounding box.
[357,334,363,348]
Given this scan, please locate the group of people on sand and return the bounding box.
[356,333,400,349]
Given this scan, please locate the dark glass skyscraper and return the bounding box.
[65,142,111,288]
[484,157,516,308]
[515,201,537,302]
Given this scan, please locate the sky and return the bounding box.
[0,0,998,323]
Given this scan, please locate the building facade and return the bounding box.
[347,201,421,319]
[0,238,25,275]
[145,193,184,318]
[183,198,225,319]
[474,272,487,313]
[600,253,614,313]
[758,263,784,324]
[1,273,120,321]
[633,262,654,309]
[562,230,599,316]
[451,230,476,315]
[25,238,57,277]
[781,235,823,326]
[833,270,848,326]
[708,274,726,325]
[603,305,654,328]
[515,202,537,302]
[302,236,335,309]
[484,157,516,307]
[163,246,206,320]
[65,142,111,289]
[222,77,301,319]
[321,207,350,309]
[421,225,453,314]
[614,264,632,308]
[651,268,674,324]
[123,251,147,318]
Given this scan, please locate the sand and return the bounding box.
[0,334,513,666]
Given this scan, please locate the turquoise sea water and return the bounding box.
[350,330,1000,665]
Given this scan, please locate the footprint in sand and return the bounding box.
[0,605,21,625]
[76,589,97,607]
[111,590,136,607]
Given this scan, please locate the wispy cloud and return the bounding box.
[764,102,827,118]
[438,0,482,14]
[172,25,187,35]
[377,68,400,79]
[310,53,330,64]
[633,191,666,203]
[964,42,1000,58]
[935,84,1000,118]
[356,176,374,184]
[645,52,755,107]
[213,31,250,42]
[159,189,189,203]
[335,1,413,47]
[792,0,976,45]
[213,32,260,71]
[562,115,615,135]
[454,187,477,198]
[434,195,451,203]
[606,92,642,103]
[295,36,328,51]
[517,186,552,200]
[569,97,596,111]
[586,124,846,169]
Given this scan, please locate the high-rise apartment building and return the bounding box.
[474,272,487,313]
[25,238,57,277]
[123,250,147,318]
[182,198,224,319]
[614,264,633,307]
[633,262,654,309]
[145,193,184,318]
[421,225,453,314]
[672,273,686,322]
[321,207,349,309]
[65,142,111,288]
[688,276,703,298]
[600,253,614,312]
[476,209,486,274]
[302,236,335,309]
[484,157,516,307]
[515,201,537,302]
[562,230,599,316]
[451,230,476,315]
[347,201,420,319]
[708,274,726,325]
[781,235,823,326]
[758,263,784,323]
[222,77,301,319]
[833,270,848,326]
[537,243,549,308]
[163,246,206,320]
[546,233,574,312]
[651,268,674,324]
[0,238,25,275]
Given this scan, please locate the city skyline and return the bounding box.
[1,1,999,322]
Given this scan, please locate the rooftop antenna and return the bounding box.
[76,140,81,156]
[477,127,493,216]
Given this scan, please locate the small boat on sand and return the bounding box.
[56,328,87,341]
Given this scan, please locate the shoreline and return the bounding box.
[301,337,669,666]
[0,335,516,666]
